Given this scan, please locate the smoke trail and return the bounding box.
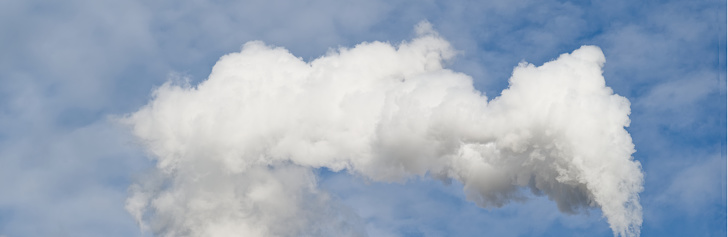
[124,22,643,237]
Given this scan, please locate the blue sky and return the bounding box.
[0,0,725,236]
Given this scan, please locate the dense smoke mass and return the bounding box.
[124,23,643,237]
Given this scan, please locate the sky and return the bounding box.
[0,0,725,237]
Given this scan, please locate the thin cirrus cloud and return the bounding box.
[123,23,643,237]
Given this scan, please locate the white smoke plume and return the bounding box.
[124,22,643,237]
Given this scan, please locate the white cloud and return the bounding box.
[124,24,643,237]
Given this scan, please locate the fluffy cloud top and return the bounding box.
[124,23,643,237]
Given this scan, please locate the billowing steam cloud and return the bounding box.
[124,23,643,237]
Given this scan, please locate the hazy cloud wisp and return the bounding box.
[124,23,643,237]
